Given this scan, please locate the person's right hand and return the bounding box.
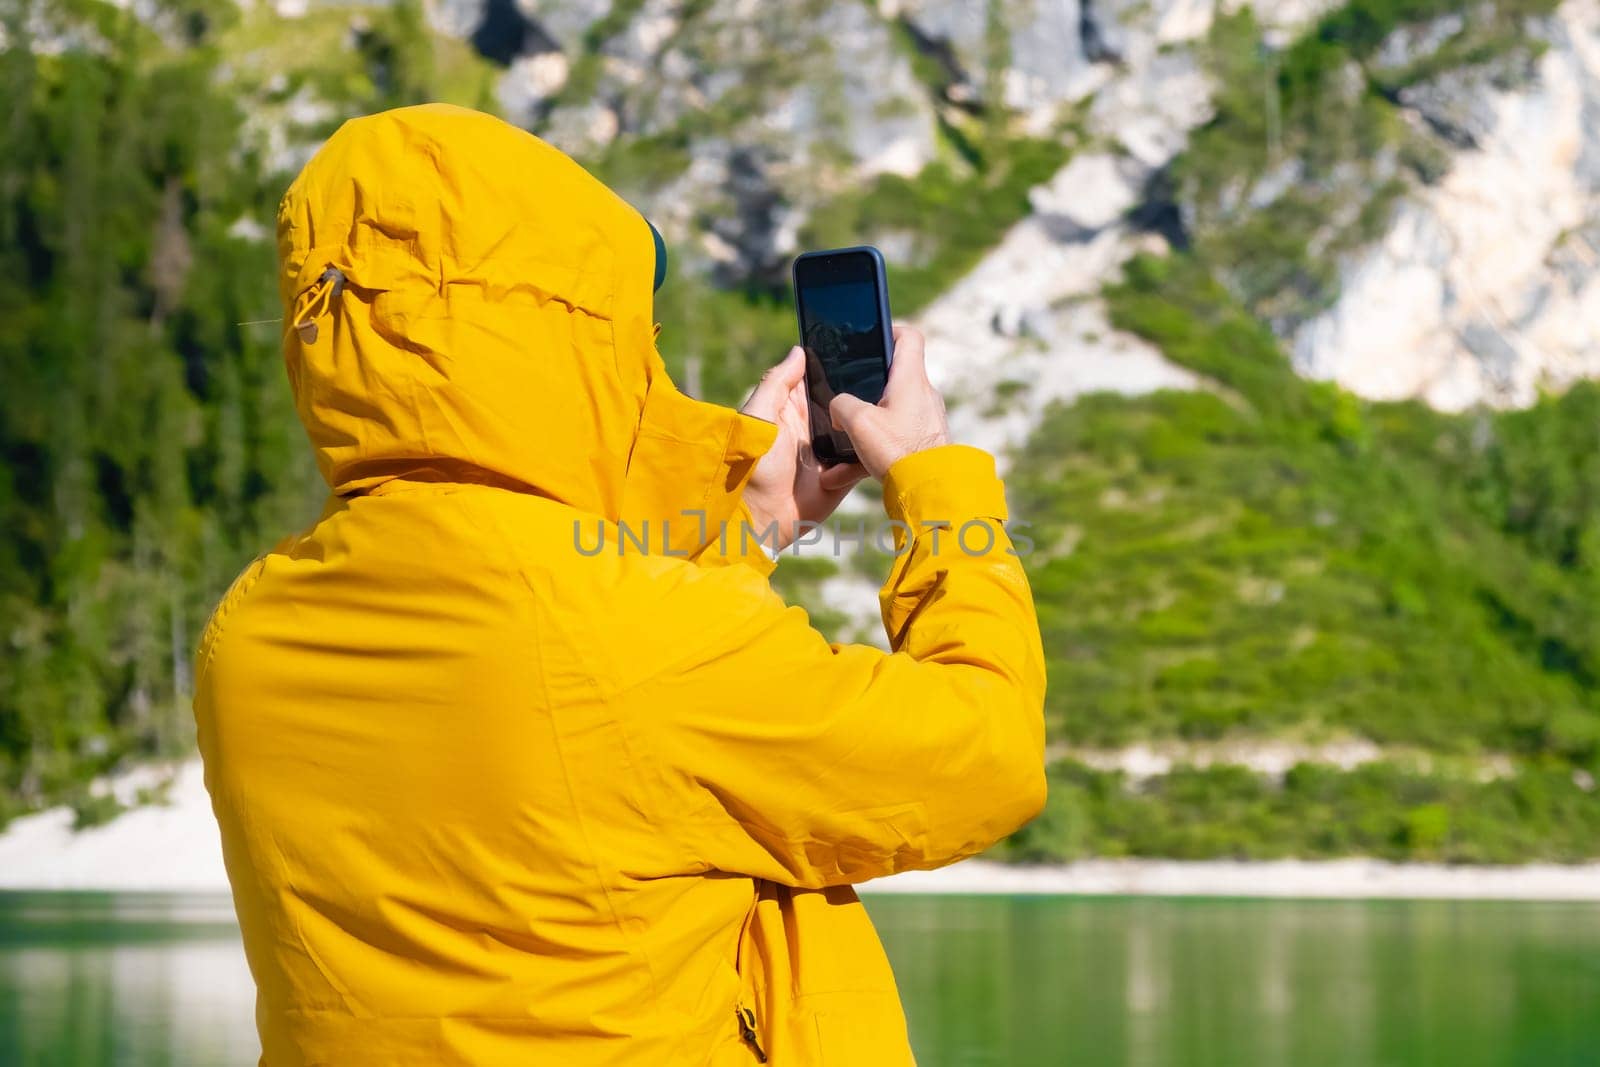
[827,326,950,481]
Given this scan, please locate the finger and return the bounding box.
[783,366,810,423]
[884,326,927,399]
[828,391,873,434]
[775,344,806,387]
[817,462,868,492]
[742,346,806,420]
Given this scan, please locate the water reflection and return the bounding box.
[864,897,1600,1067]
[0,894,256,1067]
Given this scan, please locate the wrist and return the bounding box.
[874,430,951,480]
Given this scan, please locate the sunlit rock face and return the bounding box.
[888,0,1341,134]
[429,0,944,282]
[423,0,1598,413]
[421,0,1355,297]
[429,0,1332,285]
[913,0,1600,416]
[1292,0,1600,410]
[904,0,1343,460]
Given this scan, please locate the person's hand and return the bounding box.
[740,346,868,551]
[828,326,949,481]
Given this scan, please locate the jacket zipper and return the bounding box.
[736,1004,768,1063]
[733,884,768,1063]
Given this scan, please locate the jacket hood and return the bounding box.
[276,104,769,520]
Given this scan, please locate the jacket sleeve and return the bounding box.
[617,444,1046,888]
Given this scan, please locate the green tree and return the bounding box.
[0,0,316,817]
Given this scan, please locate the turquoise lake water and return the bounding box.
[2,892,1597,1065]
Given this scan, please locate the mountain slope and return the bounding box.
[992,1,1600,862]
[2,0,1597,865]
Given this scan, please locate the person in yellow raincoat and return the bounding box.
[194,104,1046,1066]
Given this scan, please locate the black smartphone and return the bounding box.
[792,246,894,465]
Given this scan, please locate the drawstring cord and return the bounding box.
[291,267,346,345]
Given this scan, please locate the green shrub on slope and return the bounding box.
[1000,759,1600,864]
[1010,253,1599,765]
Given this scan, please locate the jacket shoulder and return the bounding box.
[469,489,812,699]
[195,554,271,686]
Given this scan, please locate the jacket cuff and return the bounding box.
[722,411,780,495]
[881,445,1008,529]
[694,418,780,575]
[721,498,780,577]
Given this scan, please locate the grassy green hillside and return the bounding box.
[1020,255,1598,760]
[999,256,1599,863]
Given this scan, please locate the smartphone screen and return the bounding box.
[793,247,893,465]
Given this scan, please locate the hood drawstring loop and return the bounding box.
[291,267,346,345]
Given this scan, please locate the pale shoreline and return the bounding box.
[1,761,1597,901]
[861,859,1600,901]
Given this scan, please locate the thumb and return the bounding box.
[742,346,806,421]
[828,391,876,435]
[885,326,928,399]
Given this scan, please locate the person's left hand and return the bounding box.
[741,347,867,552]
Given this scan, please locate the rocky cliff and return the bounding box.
[404,0,1600,423]
[1294,0,1600,409]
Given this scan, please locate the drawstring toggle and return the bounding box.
[291,267,346,345]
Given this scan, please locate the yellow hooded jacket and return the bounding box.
[194,105,1046,1066]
